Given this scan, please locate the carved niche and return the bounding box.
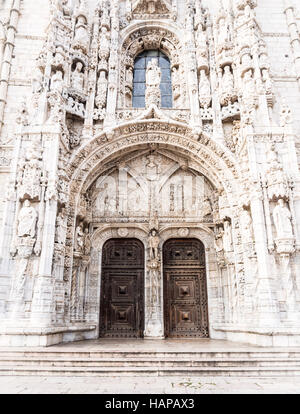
[119,27,186,109]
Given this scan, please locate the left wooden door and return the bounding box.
[100,239,145,338]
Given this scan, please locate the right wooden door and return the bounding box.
[163,239,209,338]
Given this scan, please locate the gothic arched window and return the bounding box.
[132,50,172,109]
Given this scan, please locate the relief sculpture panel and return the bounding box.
[89,152,215,222]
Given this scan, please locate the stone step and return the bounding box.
[1,351,300,359]
[0,356,300,368]
[0,365,300,377]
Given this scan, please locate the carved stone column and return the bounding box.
[250,193,279,326]
[30,132,60,326]
[144,229,164,338]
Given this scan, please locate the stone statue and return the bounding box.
[198,70,211,108]
[148,259,161,307]
[96,71,108,109]
[223,66,234,92]
[214,229,224,253]
[223,220,233,252]
[196,25,207,49]
[280,99,292,127]
[31,67,43,94]
[218,17,228,45]
[146,59,161,88]
[273,199,294,239]
[240,209,253,243]
[243,69,256,100]
[74,15,89,52]
[71,62,84,91]
[17,200,38,238]
[221,65,236,105]
[50,70,64,93]
[75,222,85,253]
[145,59,161,107]
[148,229,160,260]
[99,27,110,55]
[83,228,91,256]
[126,66,133,86]
[55,208,67,245]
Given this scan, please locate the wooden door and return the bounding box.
[163,239,209,338]
[100,239,144,338]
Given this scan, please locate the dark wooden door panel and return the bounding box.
[163,239,209,338]
[100,239,144,338]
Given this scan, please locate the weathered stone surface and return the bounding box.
[0,0,300,347]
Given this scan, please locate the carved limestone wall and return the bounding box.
[0,0,300,347]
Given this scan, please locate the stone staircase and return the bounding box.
[0,349,300,377]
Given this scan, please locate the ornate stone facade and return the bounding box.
[0,0,300,347]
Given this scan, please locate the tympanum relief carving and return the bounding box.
[89,152,215,223]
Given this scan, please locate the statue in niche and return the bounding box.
[266,144,288,200]
[74,15,89,52]
[243,69,256,100]
[145,59,161,107]
[19,140,42,201]
[214,227,226,266]
[75,222,85,253]
[148,229,160,260]
[17,200,38,239]
[214,228,224,253]
[198,70,211,108]
[196,25,207,50]
[273,199,294,239]
[240,209,253,243]
[83,228,91,256]
[221,65,236,105]
[223,220,233,252]
[71,62,85,91]
[280,99,293,127]
[55,208,67,245]
[126,66,133,87]
[31,67,43,94]
[218,17,228,45]
[223,66,234,92]
[99,27,110,55]
[95,71,108,109]
[50,70,64,93]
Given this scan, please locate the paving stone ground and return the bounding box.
[0,375,300,394]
